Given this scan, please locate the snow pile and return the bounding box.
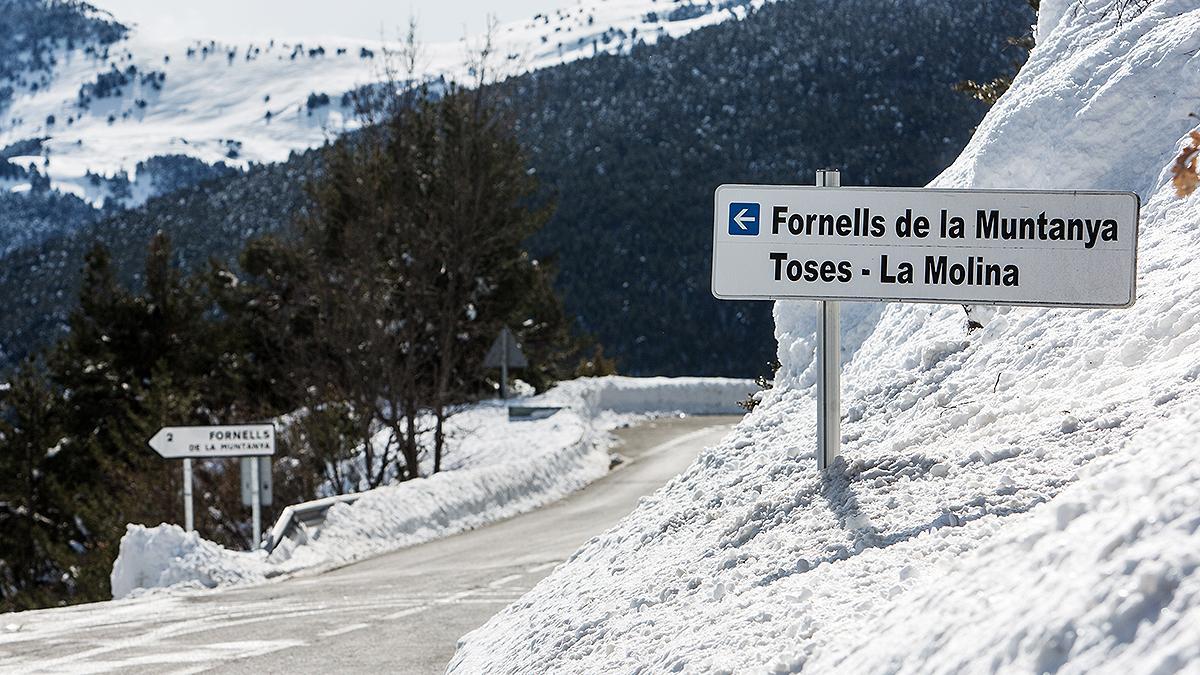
[543,376,753,416]
[824,405,1200,673]
[109,523,270,599]
[110,375,750,599]
[449,2,1200,672]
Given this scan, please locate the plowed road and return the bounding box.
[0,415,738,674]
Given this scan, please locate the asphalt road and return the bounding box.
[0,415,738,674]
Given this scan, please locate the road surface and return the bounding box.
[0,415,738,674]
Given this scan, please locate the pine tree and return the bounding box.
[231,66,590,483]
[0,360,75,612]
[41,234,248,600]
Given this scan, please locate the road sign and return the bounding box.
[483,326,528,369]
[712,184,1139,308]
[241,457,273,507]
[713,173,1141,473]
[148,424,276,459]
[484,326,528,400]
[148,423,275,544]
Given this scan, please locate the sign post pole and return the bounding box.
[250,455,261,548]
[500,328,509,400]
[182,458,194,531]
[815,169,841,470]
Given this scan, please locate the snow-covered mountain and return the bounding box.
[0,0,763,208]
[448,0,1200,671]
[0,0,1029,377]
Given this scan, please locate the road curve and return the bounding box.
[0,415,739,674]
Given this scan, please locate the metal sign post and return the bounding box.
[815,169,841,470]
[182,458,194,531]
[148,423,276,548]
[501,329,510,399]
[249,456,261,546]
[710,173,1139,473]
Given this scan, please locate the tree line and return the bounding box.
[0,74,609,612]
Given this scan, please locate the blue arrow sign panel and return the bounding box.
[728,202,760,235]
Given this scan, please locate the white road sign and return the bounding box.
[712,185,1140,307]
[148,424,276,459]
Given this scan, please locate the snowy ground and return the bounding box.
[108,376,752,600]
[449,2,1200,672]
[1,0,765,207]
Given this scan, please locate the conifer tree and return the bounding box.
[0,360,73,612]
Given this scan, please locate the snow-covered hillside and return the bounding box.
[449,1,1200,672]
[0,0,762,208]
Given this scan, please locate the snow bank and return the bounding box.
[543,375,754,415]
[110,375,750,599]
[450,3,1200,672]
[110,524,269,599]
[275,408,606,570]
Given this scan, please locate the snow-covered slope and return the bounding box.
[0,0,762,208]
[449,2,1200,672]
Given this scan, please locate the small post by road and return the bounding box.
[182,458,194,531]
[815,169,841,470]
[500,328,509,399]
[249,455,262,547]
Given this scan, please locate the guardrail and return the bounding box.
[263,493,360,555]
[262,405,563,555]
[507,405,563,421]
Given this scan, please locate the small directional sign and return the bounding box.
[728,202,760,236]
[148,424,276,459]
